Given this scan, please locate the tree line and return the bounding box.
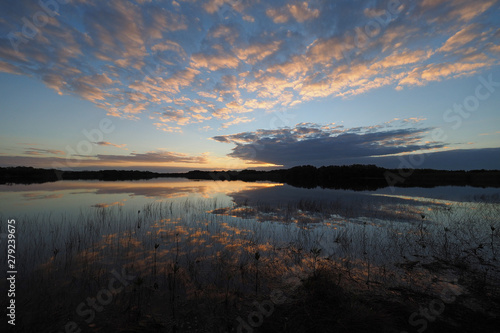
[2,165,500,190]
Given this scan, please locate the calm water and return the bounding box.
[1,178,499,271]
[1,178,499,331]
[1,178,499,218]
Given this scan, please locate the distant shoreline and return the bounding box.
[2,165,500,191]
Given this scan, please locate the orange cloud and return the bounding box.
[266,2,320,23]
[235,41,282,64]
[220,116,254,128]
[190,52,240,71]
[438,24,479,53]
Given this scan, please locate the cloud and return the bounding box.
[478,131,500,137]
[235,41,282,64]
[24,148,65,156]
[447,0,496,22]
[72,80,111,102]
[212,121,446,167]
[220,116,254,128]
[438,24,480,53]
[203,0,243,15]
[398,61,493,87]
[151,102,215,127]
[243,99,278,110]
[0,60,22,74]
[0,150,208,169]
[93,141,127,149]
[198,91,218,99]
[266,2,319,24]
[306,36,346,64]
[267,54,309,78]
[370,49,433,69]
[151,40,187,59]
[97,151,208,164]
[266,7,290,24]
[419,0,496,22]
[208,24,239,44]
[153,123,183,133]
[192,113,212,121]
[0,0,498,131]
[190,52,240,71]
[147,5,188,33]
[287,2,320,22]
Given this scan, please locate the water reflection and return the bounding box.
[0,179,499,332]
[0,178,283,216]
[2,178,500,218]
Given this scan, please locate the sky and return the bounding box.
[0,0,499,172]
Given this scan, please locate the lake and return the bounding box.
[2,178,500,217]
[0,179,499,332]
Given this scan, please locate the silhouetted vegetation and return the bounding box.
[2,165,500,190]
[3,198,499,332]
[0,166,161,184]
[179,165,500,190]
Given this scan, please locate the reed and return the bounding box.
[0,197,498,332]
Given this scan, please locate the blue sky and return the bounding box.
[0,0,499,171]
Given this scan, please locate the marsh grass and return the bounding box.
[0,197,499,332]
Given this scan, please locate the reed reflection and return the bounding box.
[1,182,499,332]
